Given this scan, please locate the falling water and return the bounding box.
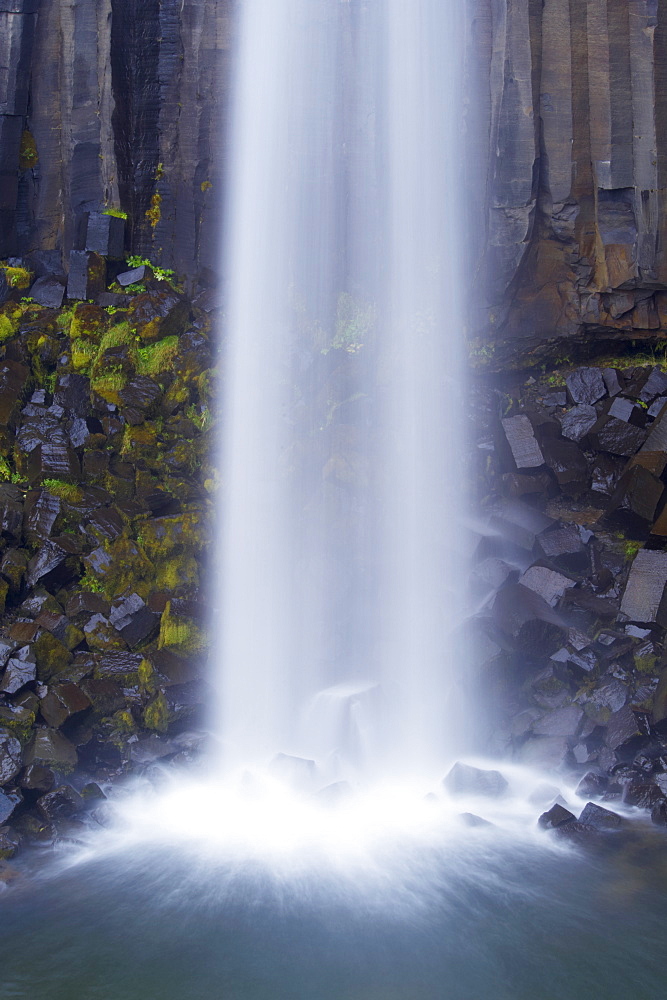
[219,0,468,784]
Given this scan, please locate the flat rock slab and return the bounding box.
[501,414,544,469]
[559,404,597,442]
[519,565,575,607]
[620,549,667,626]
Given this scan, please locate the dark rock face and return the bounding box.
[0,0,232,285]
[468,2,667,356]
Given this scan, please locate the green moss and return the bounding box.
[111,709,136,733]
[19,130,38,170]
[121,424,157,458]
[42,479,84,502]
[0,456,11,481]
[103,207,128,220]
[97,321,134,354]
[143,691,169,732]
[136,335,179,376]
[90,368,127,405]
[34,632,73,681]
[79,573,104,594]
[634,652,659,676]
[145,191,162,228]
[69,303,108,342]
[0,707,35,745]
[158,600,208,655]
[138,658,157,693]
[155,553,199,592]
[71,337,99,372]
[0,264,32,290]
[84,534,155,601]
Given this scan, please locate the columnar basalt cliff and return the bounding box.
[469,0,667,360]
[1,0,231,287]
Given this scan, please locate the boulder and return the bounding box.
[36,785,84,823]
[493,583,567,656]
[541,438,589,494]
[603,465,664,536]
[0,644,36,694]
[518,565,575,607]
[575,772,608,799]
[538,803,576,829]
[578,801,624,831]
[518,736,570,770]
[0,729,22,783]
[442,762,508,797]
[620,550,667,626]
[85,213,125,258]
[606,705,651,756]
[28,277,65,309]
[0,790,19,825]
[566,368,606,406]
[558,404,597,442]
[24,729,77,771]
[39,683,91,729]
[537,525,587,572]
[623,782,665,809]
[19,763,54,793]
[587,416,647,457]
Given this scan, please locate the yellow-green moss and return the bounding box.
[90,368,127,405]
[143,691,169,732]
[34,632,73,681]
[155,553,199,592]
[71,337,99,372]
[136,335,179,375]
[158,600,208,655]
[0,708,35,745]
[145,191,162,228]
[0,265,31,290]
[121,424,157,458]
[42,479,84,502]
[137,511,206,561]
[0,456,11,481]
[138,658,156,693]
[69,303,108,342]
[18,130,38,170]
[634,652,659,676]
[85,534,155,601]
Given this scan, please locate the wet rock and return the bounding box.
[442,762,508,797]
[29,276,65,309]
[603,397,645,426]
[36,785,84,823]
[66,251,105,301]
[0,645,36,694]
[39,683,91,729]
[606,705,651,755]
[129,735,177,766]
[119,376,161,414]
[518,737,570,770]
[580,679,628,725]
[558,405,597,442]
[648,397,667,418]
[651,799,667,825]
[94,651,143,680]
[532,705,583,737]
[578,801,624,831]
[0,360,29,424]
[623,782,665,809]
[26,537,80,589]
[128,288,189,341]
[0,485,23,539]
[638,368,667,403]
[0,825,21,860]
[459,812,493,828]
[0,730,22,784]
[53,374,91,419]
[538,803,576,829]
[83,614,128,652]
[65,592,110,622]
[500,414,544,469]
[518,565,575,607]
[620,550,667,626]
[109,593,158,648]
[24,729,77,771]
[603,370,622,397]
[24,490,60,542]
[587,416,647,457]
[1,548,29,593]
[85,213,125,258]
[493,584,567,656]
[603,465,664,536]
[541,438,590,494]
[537,525,587,572]
[0,790,19,825]
[19,763,54,793]
[566,368,606,406]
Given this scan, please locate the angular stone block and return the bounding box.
[566,367,606,405]
[541,437,590,494]
[85,213,125,259]
[66,251,105,301]
[532,705,583,737]
[603,465,664,537]
[620,549,667,626]
[117,265,149,288]
[537,524,588,572]
[443,762,508,797]
[587,415,647,456]
[578,802,624,830]
[28,276,65,309]
[558,404,597,442]
[639,368,667,402]
[538,803,576,829]
[519,565,576,607]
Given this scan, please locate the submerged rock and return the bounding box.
[538,803,575,829]
[442,762,508,798]
[578,802,624,831]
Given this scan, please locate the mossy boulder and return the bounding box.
[158,600,209,657]
[33,631,73,681]
[143,691,169,732]
[25,729,77,772]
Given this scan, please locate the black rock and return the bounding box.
[28,277,65,309]
[566,368,607,406]
[603,465,664,536]
[620,549,667,626]
[0,730,22,784]
[541,438,590,494]
[500,414,545,469]
[24,489,60,542]
[53,373,91,418]
[19,763,54,793]
[0,790,19,825]
[37,785,84,823]
[575,772,608,798]
[67,251,106,301]
[39,683,91,729]
[537,525,588,572]
[493,583,567,656]
[587,416,647,457]
[26,537,79,589]
[651,799,667,825]
[0,645,36,694]
[639,368,667,403]
[606,705,651,754]
[623,782,665,809]
[578,801,624,830]
[85,213,125,259]
[0,485,22,539]
[538,803,576,829]
[559,405,598,442]
[442,762,509,797]
[519,565,575,607]
[119,376,161,413]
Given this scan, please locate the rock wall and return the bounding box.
[469,0,667,358]
[1,0,231,288]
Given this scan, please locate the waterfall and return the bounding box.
[218,0,467,785]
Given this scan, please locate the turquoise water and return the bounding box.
[1,831,665,1000]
